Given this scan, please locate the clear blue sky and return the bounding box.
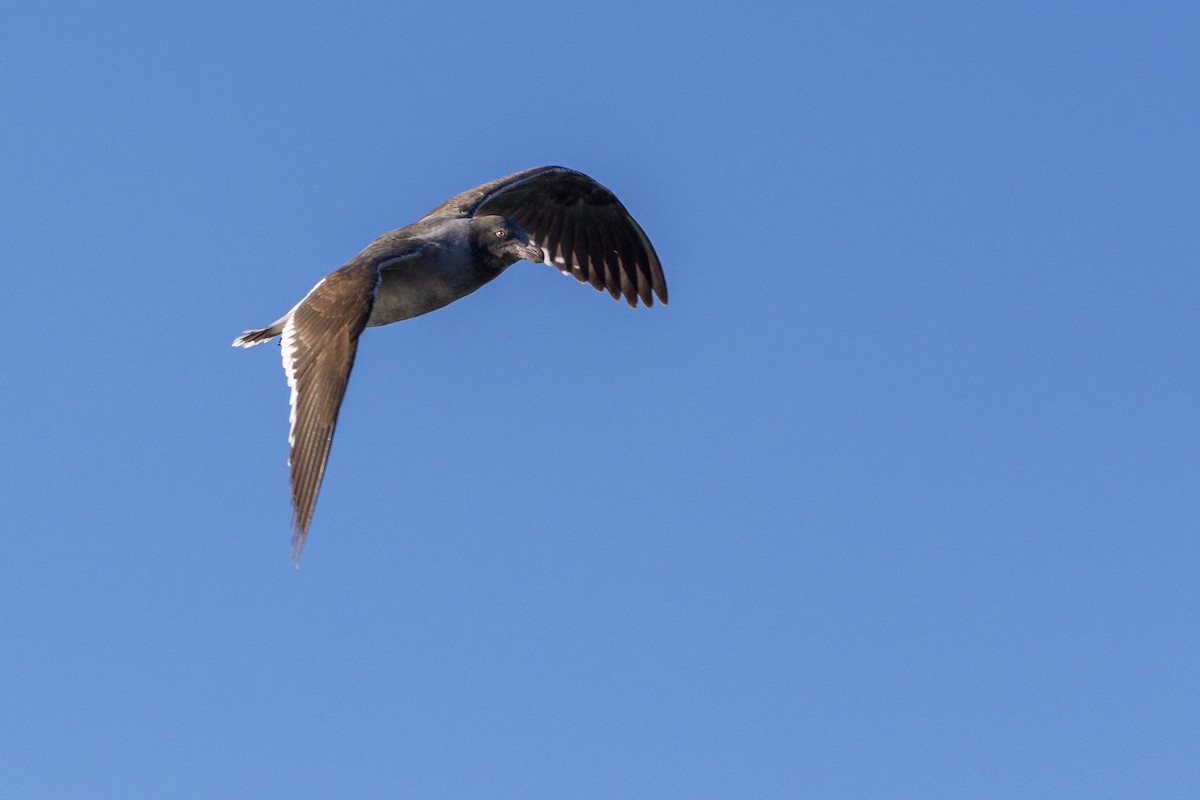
[2,2,1197,797]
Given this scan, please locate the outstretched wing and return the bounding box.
[423,166,667,308]
[280,261,380,563]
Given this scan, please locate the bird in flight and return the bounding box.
[233,166,668,562]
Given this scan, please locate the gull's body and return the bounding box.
[234,166,667,561]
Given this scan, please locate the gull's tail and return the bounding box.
[233,321,285,348]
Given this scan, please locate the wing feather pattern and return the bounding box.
[423,166,667,307]
[280,262,379,562]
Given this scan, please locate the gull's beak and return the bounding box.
[518,242,544,263]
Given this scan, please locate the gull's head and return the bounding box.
[472,215,543,268]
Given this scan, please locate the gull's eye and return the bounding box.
[495,229,507,239]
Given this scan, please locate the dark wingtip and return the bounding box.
[290,527,307,567]
[290,505,311,566]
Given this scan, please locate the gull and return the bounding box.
[233,166,667,562]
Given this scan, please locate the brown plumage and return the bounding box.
[234,167,667,562]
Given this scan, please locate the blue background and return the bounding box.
[2,2,1197,797]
